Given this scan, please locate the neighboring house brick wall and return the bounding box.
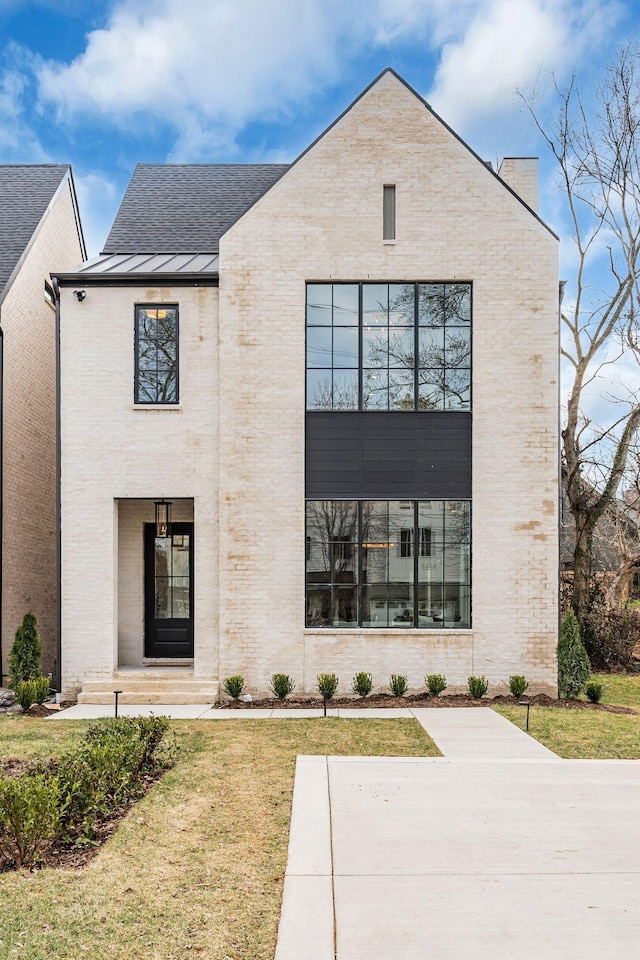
[1,179,83,680]
[59,285,218,697]
[217,72,559,693]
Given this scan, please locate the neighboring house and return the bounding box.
[53,70,559,703]
[0,165,85,685]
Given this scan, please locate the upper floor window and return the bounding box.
[306,283,471,411]
[307,283,471,410]
[135,305,178,404]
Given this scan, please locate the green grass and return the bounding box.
[0,717,438,960]
[495,671,640,759]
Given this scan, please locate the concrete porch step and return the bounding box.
[78,676,219,704]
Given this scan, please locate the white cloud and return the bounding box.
[73,170,120,258]
[0,62,49,162]
[427,0,625,131]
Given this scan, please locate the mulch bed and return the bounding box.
[216,692,640,715]
[0,762,167,871]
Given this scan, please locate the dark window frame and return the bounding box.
[306,282,472,412]
[305,499,471,629]
[134,303,180,405]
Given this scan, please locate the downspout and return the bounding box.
[53,277,62,693]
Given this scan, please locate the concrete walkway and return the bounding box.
[47,703,555,759]
[276,755,640,960]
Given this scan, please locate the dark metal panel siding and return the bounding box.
[306,412,471,499]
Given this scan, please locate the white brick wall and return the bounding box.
[60,72,559,698]
[1,178,83,681]
[217,71,559,695]
[60,285,218,696]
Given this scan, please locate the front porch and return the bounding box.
[77,665,219,705]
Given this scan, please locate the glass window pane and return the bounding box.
[362,584,389,627]
[363,327,388,367]
[418,284,445,325]
[444,543,471,582]
[171,578,190,618]
[389,584,414,624]
[388,329,414,368]
[443,584,471,627]
[306,541,331,581]
[388,285,414,325]
[154,579,171,619]
[172,537,190,577]
[333,327,359,368]
[307,369,333,410]
[307,327,332,367]
[137,371,158,403]
[444,328,471,367]
[445,284,471,324]
[332,369,359,409]
[389,370,414,410]
[419,501,444,541]
[362,284,388,324]
[362,543,388,582]
[333,586,357,626]
[307,500,358,542]
[363,368,388,409]
[418,543,443,582]
[444,370,471,410]
[417,375,443,411]
[445,501,471,543]
[332,285,359,324]
[306,585,331,626]
[419,327,444,366]
[306,284,332,325]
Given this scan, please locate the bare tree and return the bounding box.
[525,45,640,628]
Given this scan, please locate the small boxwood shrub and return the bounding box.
[222,675,245,700]
[585,680,604,704]
[0,773,63,869]
[351,672,373,697]
[509,675,529,698]
[270,674,295,700]
[14,680,37,711]
[389,674,408,697]
[467,675,489,699]
[426,673,447,697]
[317,673,338,699]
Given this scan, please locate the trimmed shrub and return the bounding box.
[585,680,604,704]
[389,674,408,697]
[509,675,529,698]
[270,674,295,700]
[14,680,37,711]
[467,675,489,699]
[33,675,51,705]
[351,672,373,697]
[0,773,63,869]
[317,673,338,699]
[8,613,41,688]
[426,673,447,697]
[558,609,591,700]
[222,675,245,700]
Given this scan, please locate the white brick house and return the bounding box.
[53,70,559,703]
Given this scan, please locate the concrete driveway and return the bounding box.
[276,754,640,959]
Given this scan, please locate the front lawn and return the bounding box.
[495,672,640,759]
[0,717,437,960]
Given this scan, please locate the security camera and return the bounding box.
[73,290,87,302]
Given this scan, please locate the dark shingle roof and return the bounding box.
[103,163,290,254]
[0,165,69,295]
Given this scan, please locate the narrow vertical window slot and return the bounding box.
[383,184,396,240]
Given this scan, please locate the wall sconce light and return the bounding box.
[155,499,172,538]
[73,289,87,302]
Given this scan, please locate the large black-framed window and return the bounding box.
[135,304,179,404]
[305,500,471,629]
[306,283,471,411]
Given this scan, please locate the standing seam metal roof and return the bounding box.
[102,163,289,255]
[0,164,70,295]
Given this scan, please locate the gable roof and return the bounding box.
[102,163,289,255]
[0,164,71,296]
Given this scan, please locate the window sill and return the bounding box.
[382,239,396,245]
[131,405,183,412]
[304,627,473,634]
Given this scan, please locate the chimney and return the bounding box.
[497,157,538,213]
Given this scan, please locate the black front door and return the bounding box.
[144,522,194,658]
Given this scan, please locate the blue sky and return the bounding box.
[0,0,635,257]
